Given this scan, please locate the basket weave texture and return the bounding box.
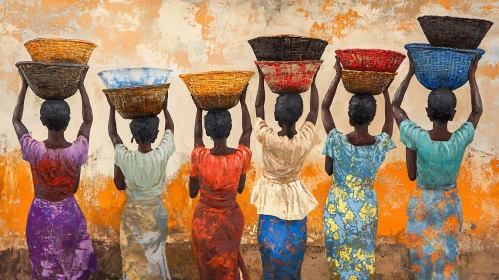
[256,60,322,94]
[104,84,169,119]
[179,71,254,111]
[248,35,328,61]
[341,70,396,95]
[16,62,88,100]
[335,49,406,73]
[24,38,97,64]
[418,16,493,49]
[405,43,484,90]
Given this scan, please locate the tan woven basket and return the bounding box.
[104,84,170,119]
[16,61,88,100]
[24,38,97,64]
[179,71,254,110]
[341,70,397,95]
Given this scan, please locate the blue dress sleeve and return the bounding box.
[400,119,424,150]
[377,133,396,153]
[322,129,341,159]
[453,122,475,148]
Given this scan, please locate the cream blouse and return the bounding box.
[250,118,320,220]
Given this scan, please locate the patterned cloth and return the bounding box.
[190,145,252,280]
[258,215,307,280]
[400,120,475,280]
[115,130,175,280]
[20,133,96,279]
[322,129,395,279]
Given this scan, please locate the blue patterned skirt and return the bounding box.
[258,214,307,280]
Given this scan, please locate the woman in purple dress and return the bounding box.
[12,69,97,279]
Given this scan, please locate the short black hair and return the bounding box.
[427,88,457,124]
[40,100,71,132]
[274,94,303,125]
[130,116,160,144]
[348,94,377,125]
[205,110,232,140]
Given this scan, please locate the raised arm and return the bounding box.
[321,56,342,133]
[305,72,319,124]
[392,52,414,127]
[163,92,174,134]
[77,69,93,140]
[239,85,252,147]
[12,71,29,140]
[105,95,123,146]
[255,66,265,120]
[194,104,204,147]
[467,57,482,129]
[381,89,394,137]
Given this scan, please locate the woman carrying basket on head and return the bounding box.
[189,86,252,280]
[106,93,175,280]
[12,69,97,279]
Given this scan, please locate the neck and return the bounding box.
[138,143,152,153]
[353,124,369,134]
[213,138,228,149]
[279,123,296,137]
[47,130,66,142]
[432,121,449,132]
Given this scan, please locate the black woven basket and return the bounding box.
[418,16,493,49]
[248,35,328,61]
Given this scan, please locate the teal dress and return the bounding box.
[322,129,395,279]
[400,119,475,280]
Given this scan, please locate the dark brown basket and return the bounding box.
[191,93,241,111]
[248,35,328,61]
[16,61,88,100]
[104,84,169,119]
[418,16,493,49]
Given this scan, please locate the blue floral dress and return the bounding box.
[400,120,475,280]
[322,129,395,280]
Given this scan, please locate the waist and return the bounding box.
[34,185,74,201]
[263,172,300,184]
[126,194,163,205]
[198,197,239,210]
[417,182,456,191]
[32,196,77,207]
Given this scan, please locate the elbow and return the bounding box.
[409,175,416,181]
[189,191,198,199]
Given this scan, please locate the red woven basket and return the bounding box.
[335,49,406,73]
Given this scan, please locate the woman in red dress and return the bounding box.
[189,86,252,280]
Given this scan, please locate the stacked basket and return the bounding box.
[98,68,172,119]
[17,38,97,100]
[335,49,405,95]
[249,34,327,94]
[405,16,492,90]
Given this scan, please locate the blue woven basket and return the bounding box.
[404,43,484,90]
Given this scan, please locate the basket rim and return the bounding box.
[248,35,328,45]
[404,43,485,55]
[179,70,255,79]
[98,68,173,76]
[15,61,89,68]
[417,15,493,26]
[254,60,324,65]
[342,69,398,76]
[24,38,98,48]
[103,83,170,93]
[335,49,406,57]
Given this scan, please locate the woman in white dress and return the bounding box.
[106,94,175,280]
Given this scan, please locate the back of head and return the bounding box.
[205,110,232,140]
[427,88,457,124]
[130,116,160,144]
[348,94,377,126]
[40,100,71,132]
[274,94,304,126]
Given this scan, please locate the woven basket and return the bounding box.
[335,49,406,73]
[248,35,328,61]
[341,70,397,95]
[98,68,172,89]
[24,38,97,64]
[418,16,493,49]
[255,60,323,94]
[405,43,484,90]
[16,61,88,100]
[179,71,254,110]
[104,84,169,119]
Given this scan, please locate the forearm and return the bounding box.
[194,109,204,146]
[469,77,482,114]
[239,101,252,146]
[382,91,394,136]
[164,110,174,133]
[255,76,265,119]
[12,86,29,139]
[392,72,413,108]
[108,109,122,145]
[321,76,340,132]
[80,86,93,124]
[306,81,319,124]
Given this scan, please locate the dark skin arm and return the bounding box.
[12,71,29,140]
[305,72,319,124]
[406,148,417,181]
[382,89,394,137]
[322,57,342,176]
[105,95,126,190]
[467,57,482,129]
[163,92,174,133]
[255,66,265,120]
[392,51,414,127]
[239,85,251,147]
[189,105,204,198]
[77,69,93,141]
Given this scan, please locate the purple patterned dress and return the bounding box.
[21,134,97,279]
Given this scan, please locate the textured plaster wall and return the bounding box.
[0,0,498,258]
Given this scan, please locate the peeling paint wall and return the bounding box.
[0,0,498,260]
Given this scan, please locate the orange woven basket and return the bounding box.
[341,70,397,95]
[104,84,169,119]
[179,71,254,110]
[24,38,97,64]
